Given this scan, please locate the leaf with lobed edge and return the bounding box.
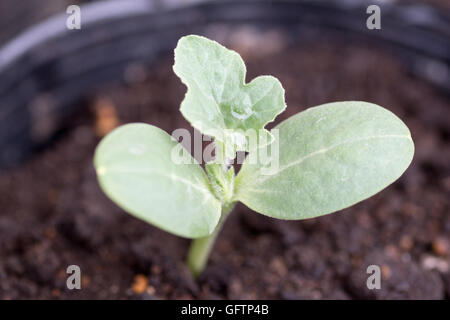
[173,35,286,159]
[94,123,222,238]
[235,101,415,220]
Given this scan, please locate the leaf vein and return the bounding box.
[257,134,412,182]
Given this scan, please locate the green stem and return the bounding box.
[187,202,235,278]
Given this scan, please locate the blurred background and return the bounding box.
[0,0,449,299]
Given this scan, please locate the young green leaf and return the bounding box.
[205,161,235,203]
[235,101,414,220]
[173,35,286,158]
[94,123,221,238]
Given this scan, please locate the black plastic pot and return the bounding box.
[0,0,76,47]
[0,0,449,168]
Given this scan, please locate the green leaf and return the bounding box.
[173,35,286,158]
[94,123,222,238]
[235,101,414,220]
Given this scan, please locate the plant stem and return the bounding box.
[187,202,235,278]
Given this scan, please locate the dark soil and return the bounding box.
[0,40,449,299]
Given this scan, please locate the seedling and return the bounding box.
[94,35,414,277]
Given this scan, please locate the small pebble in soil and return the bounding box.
[421,255,449,273]
[93,97,120,137]
[381,265,392,280]
[81,275,91,288]
[131,274,148,294]
[399,235,414,251]
[432,237,449,256]
[51,288,61,298]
